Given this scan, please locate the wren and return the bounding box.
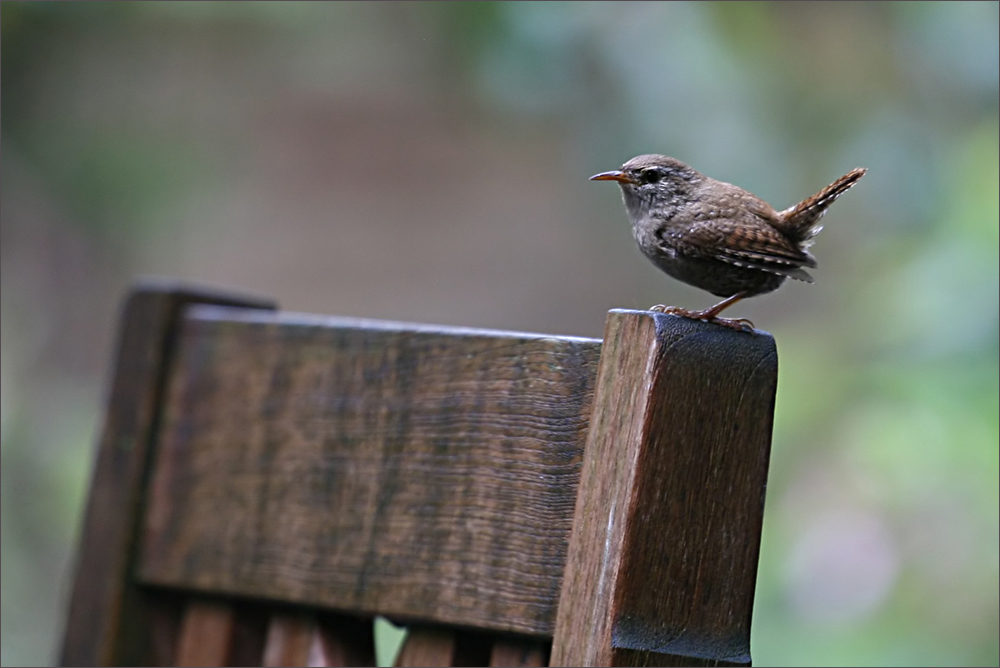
[592,155,866,331]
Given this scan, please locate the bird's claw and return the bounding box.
[647,305,755,333]
[710,316,756,333]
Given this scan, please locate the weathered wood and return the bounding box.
[395,628,455,667]
[176,601,235,667]
[489,638,548,667]
[551,311,777,667]
[60,280,275,666]
[137,305,602,635]
[66,289,778,667]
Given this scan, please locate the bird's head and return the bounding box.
[591,154,703,220]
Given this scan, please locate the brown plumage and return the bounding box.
[592,155,866,330]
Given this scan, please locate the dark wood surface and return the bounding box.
[176,601,236,667]
[395,628,456,667]
[551,311,777,667]
[60,280,275,666]
[489,638,548,667]
[137,305,602,636]
[65,287,777,667]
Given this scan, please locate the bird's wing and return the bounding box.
[661,217,817,282]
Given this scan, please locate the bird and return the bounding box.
[591,155,866,331]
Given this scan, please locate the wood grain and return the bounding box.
[60,279,275,666]
[67,292,777,667]
[551,311,777,667]
[138,305,602,636]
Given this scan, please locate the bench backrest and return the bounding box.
[61,281,777,667]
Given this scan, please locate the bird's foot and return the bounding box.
[648,305,755,333]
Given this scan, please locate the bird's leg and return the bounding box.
[649,292,755,332]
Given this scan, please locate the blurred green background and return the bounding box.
[2,2,997,666]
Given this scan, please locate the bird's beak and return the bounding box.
[590,170,637,185]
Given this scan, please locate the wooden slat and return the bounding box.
[176,601,235,667]
[173,598,269,667]
[60,280,275,666]
[137,305,602,635]
[263,613,315,667]
[489,639,547,667]
[395,629,455,667]
[551,311,777,667]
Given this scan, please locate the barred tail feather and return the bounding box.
[780,167,867,244]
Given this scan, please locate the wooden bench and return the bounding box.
[61,279,777,667]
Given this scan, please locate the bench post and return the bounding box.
[61,279,274,666]
[552,310,778,667]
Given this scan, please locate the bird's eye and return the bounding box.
[640,169,662,184]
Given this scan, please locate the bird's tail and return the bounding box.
[779,167,867,245]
